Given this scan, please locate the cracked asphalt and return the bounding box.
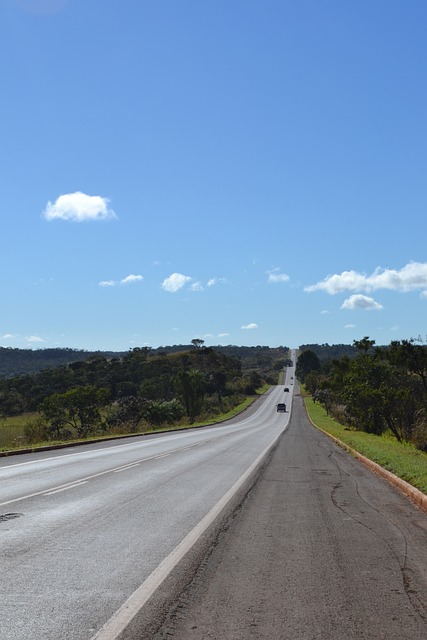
[154,392,427,640]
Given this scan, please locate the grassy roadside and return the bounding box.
[303,395,427,495]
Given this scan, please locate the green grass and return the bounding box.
[304,396,427,495]
[0,414,31,450]
[0,390,269,453]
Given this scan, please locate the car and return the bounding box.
[284,387,289,392]
[277,403,286,412]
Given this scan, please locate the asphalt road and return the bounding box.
[0,369,294,640]
[153,390,427,640]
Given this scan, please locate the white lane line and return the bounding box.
[113,463,141,473]
[89,423,288,640]
[0,431,211,470]
[0,445,200,508]
[44,481,89,495]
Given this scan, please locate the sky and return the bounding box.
[1,0,426,352]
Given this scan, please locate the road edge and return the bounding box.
[303,402,427,514]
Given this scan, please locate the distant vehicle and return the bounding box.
[277,403,286,412]
[284,387,289,392]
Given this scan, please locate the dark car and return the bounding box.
[277,403,286,412]
[284,387,289,392]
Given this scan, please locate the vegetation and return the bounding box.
[0,344,289,451]
[297,337,427,453]
[304,395,427,495]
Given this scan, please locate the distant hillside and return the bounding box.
[0,347,123,378]
[298,343,357,361]
[0,344,290,379]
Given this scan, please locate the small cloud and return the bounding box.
[267,268,290,283]
[120,274,143,285]
[99,280,115,287]
[344,324,356,329]
[390,324,400,331]
[162,273,192,293]
[218,332,229,337]
[207,277,227,287]
[2,333,15,339]
[421,291,427,299]
[241,323,258,330]
[190,281,204,292]
[305,261,427,294]
[320,310,330,315]
[341,294,383,310]
[25,335,45,343]
[43,191,116,222]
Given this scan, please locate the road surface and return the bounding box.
[1,364,426,639]
[153,389,427,640]
[1,368,293,640]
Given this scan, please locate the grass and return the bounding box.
[304,395,427,495]
[0,414,32,450]
[0,389,269,453]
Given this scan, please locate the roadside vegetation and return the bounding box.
[0,342,289,452]
[304,395,427,494]
[297,337,427,494]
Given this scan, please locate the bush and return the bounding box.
[24,417,49,444]
[411,418,427,452]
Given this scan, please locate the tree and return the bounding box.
[173,369,207,421]
[353,336,376,355]
[191,339,205,349]
[39,386,110,438]
[296,350,321,383]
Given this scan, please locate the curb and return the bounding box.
[304,406,427,515]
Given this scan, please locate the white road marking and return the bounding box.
[89,423,288,640]
[0,444,204,508]
[44,481,89,495]
[113,463,141,473]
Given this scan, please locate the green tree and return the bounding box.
[296,350,321,383]
[173,369,207,422]
[353,336,376,355]
[191,339,205,349]
[39,386,109,438]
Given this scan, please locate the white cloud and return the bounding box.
[267,268,290,283]
[190,281,204,292]
[120,274,143,285]
[421,291,427,299]
[25,335,45,343]
[162,273,192,293]
[344,324,356,329]
[43,191,116,222]
[99,274,143,287]
[320,310,330,315]
[305,262,427,294]
[241,323,258,330]
[218,332,229,337]
[2,333,15,339]
[341,294,383,311]
[207,277,227,287]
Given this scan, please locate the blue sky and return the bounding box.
[1,0,426,352]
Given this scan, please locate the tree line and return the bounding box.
[0,344,290,444]
[296,337,427,451]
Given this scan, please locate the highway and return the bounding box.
[2,357,426,640]
[0,367,294,640]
